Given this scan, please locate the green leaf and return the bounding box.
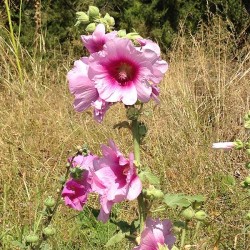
[186,195,206,203]
[105,231,126,247]
[222,175,236,186]
[163,194,191,208]
[139,170,160,185]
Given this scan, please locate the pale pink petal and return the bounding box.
[126,175,142,200]
[212,142,235,149]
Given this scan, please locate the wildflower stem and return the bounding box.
[180,221,188,249]
[132,119,145,233]
[192,221,200,241]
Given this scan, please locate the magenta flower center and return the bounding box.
[108,59,138,86]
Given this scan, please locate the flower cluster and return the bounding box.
[62,140,142,222]
[67,23,168,122]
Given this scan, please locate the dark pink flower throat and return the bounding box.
[108,59,138,86]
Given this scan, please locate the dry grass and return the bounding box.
[0,17,250,249]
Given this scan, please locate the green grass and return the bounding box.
[0,15,250,249]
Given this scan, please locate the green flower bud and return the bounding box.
[245,162,250,169]
[25,234,39,243]
[244,176,250,185]
[181,207,195,220]
[75,12,89,24]
[245,211,250,220]
[126,107,139,120]
[172,225,182,234]
[241,181,248,188]
[234,139,244,150]
[44,196,56,208]
[244,111,250,125]
[70,167,84,180]
[144,186,164,199]
[118,29,126,37]
[85,23,96,33]
[43,226,56,236]
[194,210,207,221]
[88,6,100,20]
[138,122,147,137]
[246,149,250,156]
[59,176,66,185]
[104,13,115,26]
[245,120,250,129]
[125,32,141,40]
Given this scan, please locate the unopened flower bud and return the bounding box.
[244,176,250,185]
[144,186,164,200]
[245,211,250,220]
[43,226,56,236]
[246,149,250,156]
[88,6,100,20]
[138,122,147,137]
[125,32,141,40]
[44,196,56,208]
[194,210,207,221]
[70,167,84,180]
[245,120,250,129]
[25,233,39,243]
[244,111,250,129]
[126,107,139,120]
[75,12,89,24]
[181,207,195,220]
[104,13,115,26]
[234,139,244,150]
[241,181,248,188]
[245,162,250,169]
[118,29,126,37]
[85,23,96,33]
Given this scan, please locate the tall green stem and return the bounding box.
[4,0,24,90]
[131,119,145,233]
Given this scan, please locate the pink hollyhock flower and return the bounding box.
[88,37,168,105]
[91,140,142,222]
[67,57,110,122]
[62,154,98,210]
[81,23,117,54]
[62,178,89,211]
[212,142,235,150]
[133,218,176,250]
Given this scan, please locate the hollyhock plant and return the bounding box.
[81,23,117,54]
[67,57,110,122]
[88,37,168,105]
[62,154,98,210]
[91,140,142,222]
[134,218,176,250]
[212,142,235,150]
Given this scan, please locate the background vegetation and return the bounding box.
[0,0,250,249]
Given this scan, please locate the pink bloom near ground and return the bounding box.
[133,218,176,250]
[62,154,97,210]
[91,140,142,222]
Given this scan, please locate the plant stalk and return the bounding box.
[131,119,145,233]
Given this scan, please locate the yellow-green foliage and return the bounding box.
[0,17,250,249]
